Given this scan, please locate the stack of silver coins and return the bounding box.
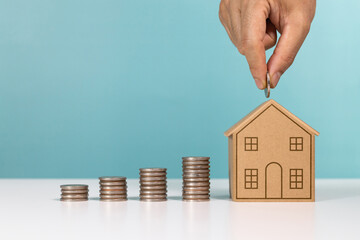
[182,157,211,201]
[99,176,127,201]
[139,168,167,201]
[60,184,89,201]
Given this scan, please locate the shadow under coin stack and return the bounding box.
[60,184,89,201]
[182,157,211,201]
[99,176,127,201]
[139,168,167,201]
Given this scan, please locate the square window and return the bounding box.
[290,169,303,189]
[245,137,258,151]
[245,169,258,189]
[290,137,303,151]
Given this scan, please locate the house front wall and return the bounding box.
[235,105,313,200]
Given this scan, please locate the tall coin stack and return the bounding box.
[139,168,167,201]
[182,157,211,201]
[99,176,128,201]
[60,184,89,201]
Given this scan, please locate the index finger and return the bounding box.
[241,2,270,89]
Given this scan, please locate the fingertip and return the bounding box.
[270,72,282,88]
[254,78,265,90]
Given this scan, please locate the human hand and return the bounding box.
[219,0,316,89]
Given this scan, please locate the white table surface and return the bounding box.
[0,179,359,240]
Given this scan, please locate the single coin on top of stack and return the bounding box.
[182,157,210,201]
[99,176,127,201]
[60,184,89,201]
[139,168,167,202]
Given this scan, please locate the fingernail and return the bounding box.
[254,78,264,89]
[271,72,282,88]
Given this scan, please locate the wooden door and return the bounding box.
[265,162,283,198]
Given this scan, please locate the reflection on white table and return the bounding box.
[0,179,359,240]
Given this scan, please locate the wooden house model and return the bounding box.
[224,99,319,202]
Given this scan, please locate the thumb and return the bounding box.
[267,19,310,88]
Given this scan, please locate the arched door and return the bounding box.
[265,162,283,199]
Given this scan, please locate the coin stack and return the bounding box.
[99,176,127,201]
[139,168,167,201]
[182,157,211,201]
[60,184,89,201]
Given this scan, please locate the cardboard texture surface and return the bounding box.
[225,99,319,202]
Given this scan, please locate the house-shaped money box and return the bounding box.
[224,99,319,202]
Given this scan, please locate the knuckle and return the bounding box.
[239,39,259,54]
[280,54,296,66]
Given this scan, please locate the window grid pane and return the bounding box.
[245,137,258,151]
[290,168,303,189]
[245,169,258,189]
[290,137,303,151]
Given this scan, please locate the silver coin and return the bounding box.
[182,161,209,165]
[140,198,167,202]
[183,173,210,178]
[100,186,127,191]
[183,190,210,195]
[264,72,270,98]
[183,186,210,191]
[183,165,210,169]
[61,190,89,194]
[183,199,210,202]
[100,181,127,186]
[140,185,167,190]
[60,184,88,190]
[100,198,128,202]
[60,198,88,202]
[139,168,167,172]
[182,157,210,161]
[139,176,167,181]
[182,194,210,199]
[100,194,128,199]
[140,190,168,195]
[139,182,167,186]
[139,194,167,199]
[100,190,127,195]
[61,194,88,199]
[183,182,210,187]
[183,177,210,182]
[183,169,210,173]
[139,172,167,177]
[99,176,127,181]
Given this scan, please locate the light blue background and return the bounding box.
[0,0,359,178]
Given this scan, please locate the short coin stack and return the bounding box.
[60,184,89,201]
[99,176,127,201]
[139,168,167,201]
[182,157,211,201]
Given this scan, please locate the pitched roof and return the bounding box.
[224,99,319,137]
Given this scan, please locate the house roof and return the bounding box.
[224,99,319,137]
